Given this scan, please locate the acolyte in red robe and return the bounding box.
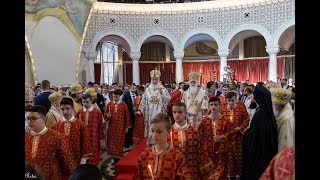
[75,107,104,167]
[52,117,92,165]
[132,96,145,145]
[219,101,250,177]
[25,128,77,180]
[135,145,191,180]
[104,101,132,158]
[168,123,200,180]
[198,115,236,179]
[167,89,183,123]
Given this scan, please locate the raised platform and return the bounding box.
[114,139,147,179]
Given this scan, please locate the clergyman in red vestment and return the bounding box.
[104,89,132,158]
[135,113,191,179]
[219,91,250,178]
[132,85,146,145]
[75,93,105,167]
[168,102,200,179]
[25,105,77,180]
[198,96,229,179]
[52,97,92,167]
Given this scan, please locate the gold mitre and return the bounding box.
[48,92,63,104]
[70,83,83,94]
[150,68,161,78]
[85,87,97,97]
[189,72,199,81]
[271,87,292,105]
[25,88,35,100]
[265,80,280,90]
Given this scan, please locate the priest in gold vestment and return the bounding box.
[139,68,171,146]
[182,72,208,128]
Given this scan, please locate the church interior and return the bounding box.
[25,0,295,179]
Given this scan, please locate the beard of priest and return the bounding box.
[189,81,198,95]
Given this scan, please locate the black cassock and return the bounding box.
[241,84,278,180]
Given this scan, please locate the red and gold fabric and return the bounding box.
[167,89,183,123]
[168,123,200,180]
[218,95,226,106]
[75,107,104,167]
[198,115,230,179]
[104,101,132,158]
[219,101,250,177]
[207,92,215,99]
[135,145,191,179]
[260,146,295,180]
[25,129,77,180]
[52,117,92,165]
[132,96,145,145]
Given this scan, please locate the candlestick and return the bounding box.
[148,165,154,180]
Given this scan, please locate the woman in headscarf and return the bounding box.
[241,83,278,180]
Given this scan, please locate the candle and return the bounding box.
[213,122,216,136]
[148,165,154,180]
[230,110,234,122]
[108,106,111,113]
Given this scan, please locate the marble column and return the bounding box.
[165,43,171,61]
[174,51,185,83]
[218,49,229,81]
[88,59,95,83]
[266,45,280,82]
[130,51,141,85]
[118,45,124,85]
[84,51,97,83]
[239,39,244,60]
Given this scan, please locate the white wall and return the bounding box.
[28,16,80,85]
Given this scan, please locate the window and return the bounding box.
[96,41,119,85]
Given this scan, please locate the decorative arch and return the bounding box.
[88,29,135,55]
[224,24,273,49]
[273,19,295,45]
[136,30,180,52]
[179,28,224,51]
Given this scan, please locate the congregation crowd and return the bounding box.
[25,69,295,180]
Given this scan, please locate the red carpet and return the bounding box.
[114,139,147,179]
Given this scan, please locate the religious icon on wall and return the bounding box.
[184,41,218,57]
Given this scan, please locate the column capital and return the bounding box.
[130,51,141,60]
[83,50,97,60]
[266,45,280,55]
[173,51,185,60]
[218,49,229,57]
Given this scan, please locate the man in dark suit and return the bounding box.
[33,80,52,113]
[90,82,105,114]
[239,82,248,102]
[122,84,137,148]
